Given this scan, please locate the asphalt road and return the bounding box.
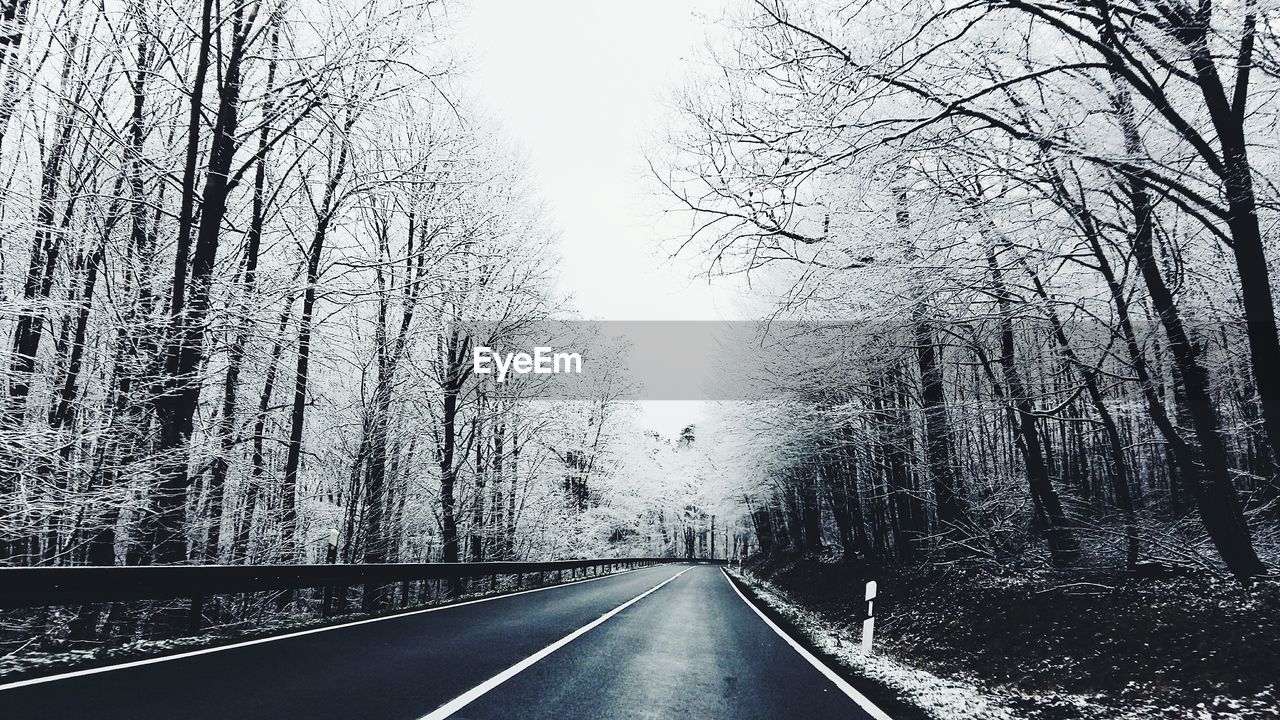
[1,564,885,719]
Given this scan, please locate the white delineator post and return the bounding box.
[860,580,876,654]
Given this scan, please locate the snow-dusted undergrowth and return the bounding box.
[730,568,1017,720]
[730,569,1277,720]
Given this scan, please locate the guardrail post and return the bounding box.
[322,529,339,617]
[188,595,205,633]
[516,572,523,588]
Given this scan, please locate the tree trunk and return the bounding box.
[899,192,966,540]
[149,3,252,564]
[281,119,354,560]
[205,19,278,564]
[987,247,1080,566]
[438,329,468,569]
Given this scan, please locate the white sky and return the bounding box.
[453,0,740,434]
[453,0,735,321]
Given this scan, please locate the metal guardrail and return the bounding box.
[0,558,723,610]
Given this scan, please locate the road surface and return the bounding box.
[1,564,887,719]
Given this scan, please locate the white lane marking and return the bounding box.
[0,564,663,691]
[419,566,693,720]
[721,569,894,720]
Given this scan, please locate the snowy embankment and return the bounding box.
[729,567,1278,720]
[729,568,1017,720]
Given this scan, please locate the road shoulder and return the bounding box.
[724,568,1011,720]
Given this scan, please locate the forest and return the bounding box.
[658,1,1280,715]
[1,0,1278,714]
[0,0,730,657]
[668,0,1280,583]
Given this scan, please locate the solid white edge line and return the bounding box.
[0,563,664,692]
[721,568,894,720]
[418,566,693,720]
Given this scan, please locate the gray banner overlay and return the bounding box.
[453,319,1188,400]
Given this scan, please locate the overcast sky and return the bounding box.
[454,0,741,434]
[454,0,735,321]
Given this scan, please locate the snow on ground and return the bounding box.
[731,569,1278,720]
[732,568,1018,720]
